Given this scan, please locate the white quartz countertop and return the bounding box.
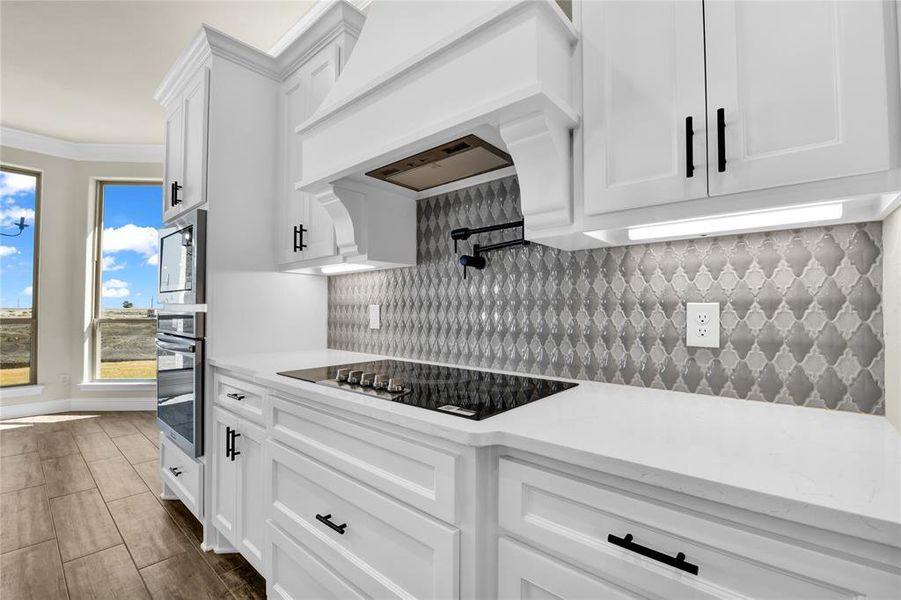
[209,349,901,546]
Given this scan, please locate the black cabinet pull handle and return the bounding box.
[685,116,694,178]
[226,392,245,401]
[608,533,699,576]
[315,513,347,535]
[716,108,726,173]
[293,224,308,252]
[229,431,241,461]
[171,181,182,206]
[168,466,183,477]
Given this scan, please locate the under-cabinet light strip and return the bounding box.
[625,202,844,242]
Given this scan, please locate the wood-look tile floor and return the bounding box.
[0,411,266,599]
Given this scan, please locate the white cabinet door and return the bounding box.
[179,66,209,211]
[163,100,184,217]
[211,407,238,545]
[235,418,266,573]
[705,0,890,196]
[278,48,338,266]
[498,537,643,600]
[583,0,708,216]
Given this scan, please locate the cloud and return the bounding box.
[0,245,19,257]
[102,224,158,258]
[22,286,32,296]
[146,254,158,266]
[0,205,35,228]
[101,255,126,272]
[101,278,130,298]
[0,172,36,199]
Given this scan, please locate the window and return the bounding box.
[0,166,40,387]
[92,181,162,380]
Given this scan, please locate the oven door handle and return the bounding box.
[155,339,196,354]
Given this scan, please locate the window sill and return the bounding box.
[77,381,156,393]
[0,385,45,399]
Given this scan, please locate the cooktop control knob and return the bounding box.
[373,374,389,390]
[387,378,406,393]
[360,372,377,387]
[335,368,350,382]
[347,370,364,385]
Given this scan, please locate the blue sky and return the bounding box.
[0,173,162,310]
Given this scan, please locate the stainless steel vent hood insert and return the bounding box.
[365,135,513,192]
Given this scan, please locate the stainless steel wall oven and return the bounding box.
[156,311,204,457]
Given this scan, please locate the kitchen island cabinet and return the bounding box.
[208,350,901,599]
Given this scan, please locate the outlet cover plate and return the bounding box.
[368,304,380,330]
[686,302,720,348]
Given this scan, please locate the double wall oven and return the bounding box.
[157,208,207,457]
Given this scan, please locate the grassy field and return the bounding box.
[1,307,158,382]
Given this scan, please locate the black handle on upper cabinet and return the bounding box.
[168,466,183,477]
[685,116,694,178]
[171,181,182,206]
[608,533,699,576]
[293,224,308,252]
[315,513,347,535]
[716,108,726,173]
[229,430,241,461]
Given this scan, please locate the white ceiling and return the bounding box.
[0,0,316,145]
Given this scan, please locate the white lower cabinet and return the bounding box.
[211,406,267,574]
[268,440,460,600]
[159,432,203,519]
[498,457,901,600]
[498,537,642,600]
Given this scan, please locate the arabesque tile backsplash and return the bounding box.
[328,176,885,414]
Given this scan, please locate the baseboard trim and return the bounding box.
[0,397,155,419]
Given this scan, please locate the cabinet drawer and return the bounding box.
[160,432,202,519]
[269,441,459,600]
[268,521,365,600]
[215,373,265,424]
[499,458,896,599]
[498,537,642,600]
[271,395,459,522]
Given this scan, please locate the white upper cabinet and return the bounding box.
[277,47,341,266]
[162,66,209,222]
[583,1,708,216]
[705,0,890,196]
[580,0,899,237]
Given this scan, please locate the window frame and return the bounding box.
[0,164,41,388]
[90,179,162,382]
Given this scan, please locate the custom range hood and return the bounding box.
[295,0,579,270]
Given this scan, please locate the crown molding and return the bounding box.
[268,0,366,59]
[0,127,164,163]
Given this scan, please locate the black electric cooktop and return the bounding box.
[277,360,577,420]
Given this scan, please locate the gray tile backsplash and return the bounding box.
[328,176,885,414]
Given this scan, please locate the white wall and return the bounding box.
[884,205,901,433]
[0,146,162,408]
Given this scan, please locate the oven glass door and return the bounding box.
[159,224,194,294]
[156,333,202,456]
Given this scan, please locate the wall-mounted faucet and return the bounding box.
[450,220,530,279]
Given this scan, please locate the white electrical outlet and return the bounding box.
[369,304,381,330]
[686,302,720,348]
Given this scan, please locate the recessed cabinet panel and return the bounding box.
[583,0,708,216]
[236,419,266,573]
[705,0,889,195]
[211,408,238,544]
[181,67,209,211]
[163,103,184,214]
[498,537,642,600]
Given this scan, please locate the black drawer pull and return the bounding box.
[685,116,694,178]
[608,533,699,576]
[716,108,726,173]
[226,392,245,401]
[168,466,183,477]
[315,513,347,535]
